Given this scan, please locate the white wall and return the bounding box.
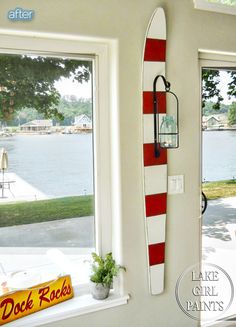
[0,0,236,326]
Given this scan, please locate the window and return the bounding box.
[194,0,236,15]
[199,51,236,322]
[0,34,119,296]
[0,53,96,290]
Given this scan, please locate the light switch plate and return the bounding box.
[168,175,184,194]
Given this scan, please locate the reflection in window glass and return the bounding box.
[0,54,95,290]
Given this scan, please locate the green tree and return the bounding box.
[202,101,230,116]
[208,0,236,5]
[7,97,92,126]
[202,69,223,110]
[8,107,43,126]
[202,69,236,109]
[228,102,236,125]
[56,96,92,125]
[0,54,92,121]
[228,71,236,98]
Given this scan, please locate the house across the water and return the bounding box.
[74,114,92,130]
[202,115,227,130]
[20,120,53,133]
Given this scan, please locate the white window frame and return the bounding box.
[0,31,127,325]
[194,0,236,15]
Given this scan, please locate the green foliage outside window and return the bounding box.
[207,0,236,6]
[228,102,236,125]
[202,69,236,109]
[0,54,91,121]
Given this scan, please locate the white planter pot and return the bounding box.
[90,281,110,300]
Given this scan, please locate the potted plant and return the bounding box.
[89,252,125,300]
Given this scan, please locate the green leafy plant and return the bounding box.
[90,252,125,287]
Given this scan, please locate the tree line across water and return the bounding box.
[6,96,92,127]
[0,55,236,125]
[203,101,236,126]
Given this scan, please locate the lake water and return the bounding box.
[0,131,235,195]
[0,134,94,197]
[203,130,236,182]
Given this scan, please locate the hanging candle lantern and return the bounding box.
[159,115,178,148]
[153,75,179,157]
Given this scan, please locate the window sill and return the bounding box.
[7,291,130,327]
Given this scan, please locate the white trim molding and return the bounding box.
[199,49,236,67]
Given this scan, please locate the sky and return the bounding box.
[54,70,234,104]
[218,71,234,105]
[54,77,92,99]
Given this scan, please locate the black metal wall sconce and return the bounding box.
[153,75,179,158]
